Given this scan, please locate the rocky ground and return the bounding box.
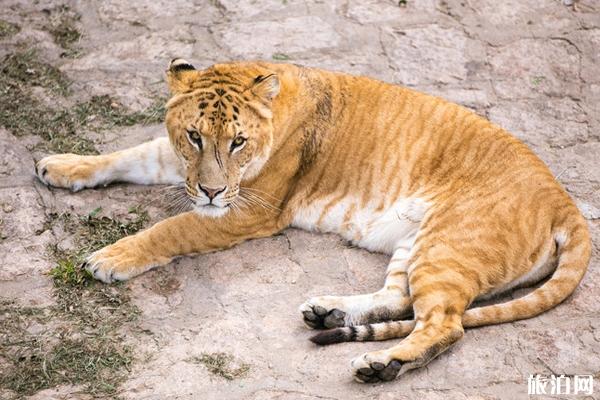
[0,0,599,399]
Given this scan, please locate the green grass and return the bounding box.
[0,207,150,398]
[48,206,149,267]
[531,75,546,86]
[0,20,20,39]
[188,352,251,380]
[0,217,5,241]
[49,258,93,286]
[272,52,291,61]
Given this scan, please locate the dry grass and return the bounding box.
[43,4,82,58]
[0,207,149,398]
[188,352,251,380]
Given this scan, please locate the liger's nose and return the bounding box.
[198,184,226,200]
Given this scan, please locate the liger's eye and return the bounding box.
[187,129,202,149]
[230,136,246,152]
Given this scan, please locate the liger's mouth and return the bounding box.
[194,201,231,209]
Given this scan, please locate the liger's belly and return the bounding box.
[291,196,429,254]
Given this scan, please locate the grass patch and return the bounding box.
[48,205,149,267]
[0,20,20,39]
[0,50,167,154]
[0,207,149,398]
[0,217,5,241]
[272,52,291,61]
[73,95,167,129]
[189,352,251,380]
[0,49,70,95]
[44,5,82,58]
[531,75,546,86]
[0,74,97,154]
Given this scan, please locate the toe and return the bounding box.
[352,354,403,383]
[300,303,347,329]
[312,305,327,316]
[323,308,346,328]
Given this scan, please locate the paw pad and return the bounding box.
[301,304,346,329]
[355,360,403,383]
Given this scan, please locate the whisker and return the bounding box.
[242,190,281,212]
[241,186,282,203]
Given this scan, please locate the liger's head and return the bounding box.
[164,59,279,217]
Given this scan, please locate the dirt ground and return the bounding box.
[0,0,599,399]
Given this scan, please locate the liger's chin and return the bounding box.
[193,204,230,218]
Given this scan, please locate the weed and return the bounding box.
[48,258,93,287]
[189,352,251,380]
[0,20,20,39]
[531,76,546,86]
[272,53,291,61]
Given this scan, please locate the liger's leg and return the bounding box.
[350,254,476,382]
[300,248,413,329]
[36,137,184,191]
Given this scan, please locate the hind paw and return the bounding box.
[299,299,347,329]
[351,352,403,383]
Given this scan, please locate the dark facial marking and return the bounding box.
[199,102,208,109]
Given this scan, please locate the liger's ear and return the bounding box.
[251,74,280,101]
[247,74,280,118]
[166,58,198,94]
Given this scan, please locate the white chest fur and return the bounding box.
[292,196,429,255]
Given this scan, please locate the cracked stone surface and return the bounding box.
[1,0,599,399]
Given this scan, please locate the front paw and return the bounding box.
[84,236,167,283]
[36,154,103,191]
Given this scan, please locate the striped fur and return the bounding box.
[35,60,592,383]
